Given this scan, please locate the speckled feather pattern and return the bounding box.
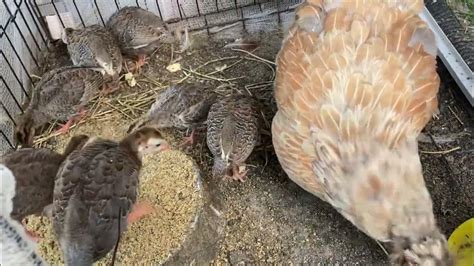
[25,66,103,127]
[52,138,140,262]
[106,6,169,56]
[146,83,217,129]
[65,25,123,76]
[207,95,260,174]
[272,0,451,264]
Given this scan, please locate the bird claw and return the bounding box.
[56,119,74,135]
[232,169,248,182]
[127,201,155,224]
[179,129,196,147]
[222,165,248,182]
[131,55,147,73]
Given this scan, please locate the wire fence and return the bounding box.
[0,0,301,155]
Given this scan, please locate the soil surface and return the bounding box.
[31,24,473,264]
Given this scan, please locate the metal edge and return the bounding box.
[420,6,474,106]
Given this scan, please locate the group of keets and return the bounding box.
[1,0,458,265]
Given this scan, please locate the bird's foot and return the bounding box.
[127,201,155,224]
[231,165,248,182]
[56,119,74,135]
[130,55,147,73]
[179,129,196,147]
[76,107,87,122]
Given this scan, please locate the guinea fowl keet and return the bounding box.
[128,83,217,146]
[1,134,90,241]
[62,25,123,95]
[206,95,261,182]
[14,66,104,147]
[106,6,172,73]
[272,0,453,264]
[52,127,170,265]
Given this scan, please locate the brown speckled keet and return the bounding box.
[63,25,123,78]
[51,127,169,265]
[207,95,261,182]
[14,66,104,147]
[128,83,218,145]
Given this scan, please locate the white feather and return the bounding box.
[0,164,47,265]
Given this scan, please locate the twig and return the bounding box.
[182,67,242,83]
[231,48,276,66]
[420,146,461,154]
[447,106,464,125]
[375,240,389,256]
[194,56,239,71]
[243,56,276,80]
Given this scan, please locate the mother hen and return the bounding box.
[272,0,453,264]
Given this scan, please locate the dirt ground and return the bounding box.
[149,31,473,264]
[34,25,473,264]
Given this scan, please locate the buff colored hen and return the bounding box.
[272,0,453,264]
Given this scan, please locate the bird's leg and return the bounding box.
[127,201,155,224]
[179,128,197,147]
[75,107,87,123]
[130,54,147,73]
[231,164,248,182]
[56,118,74,135]
[56,108,87,135]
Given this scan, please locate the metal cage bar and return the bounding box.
[0,0,299,155]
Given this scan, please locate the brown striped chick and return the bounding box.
[272,0,453,265]
[206,95,261,182]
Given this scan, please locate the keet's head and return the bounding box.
[61,27,74,44]
[95,53,115,76]
[131,127,170,155]
[14,112,35,148]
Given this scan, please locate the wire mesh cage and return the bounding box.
[0,0,301,155]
